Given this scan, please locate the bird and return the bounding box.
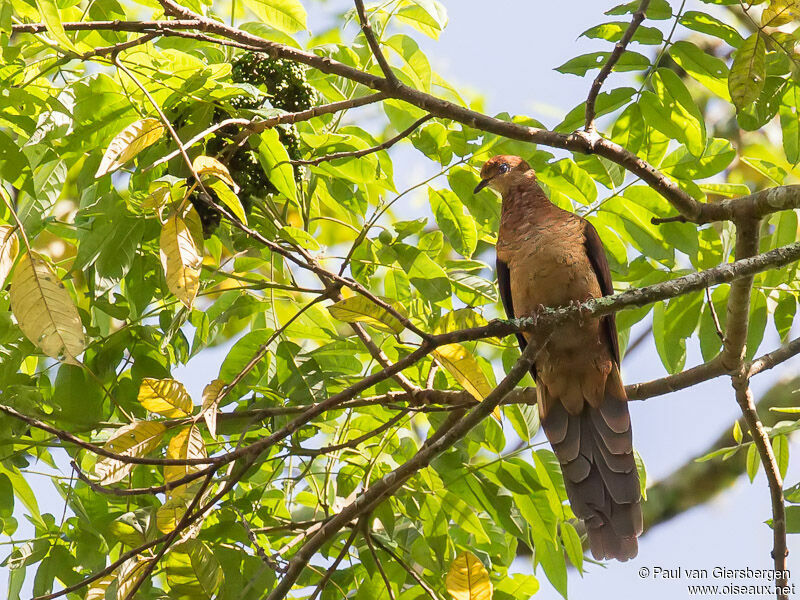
[474,154,642,561]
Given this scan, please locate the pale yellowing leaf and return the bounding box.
[201,379,225,439]
[445,551,493,600]
[433,343,493,401]
[193,155,239,192]
[728,33,766,110]
[328,295,406,333]
[762,0,800,26]
[164,425,207,496]
[118,556,153,600]
[138,378,193,418]
[95,118,165,177]
[93,421,167,484]
[160,207,203,308]
[85,573,116,600]
[0,225,19,289]
[10,251,85,364]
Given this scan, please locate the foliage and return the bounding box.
[0,0,799,599]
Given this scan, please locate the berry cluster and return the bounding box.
[188,52,316,236]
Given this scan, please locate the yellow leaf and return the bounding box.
[95,118,164,177]
[445,551,493,600]
[433,343,493,401]
[0,225,19,289]
[117,556,153,600]
[328,295,406,333]
[193,155,239,192]
[138,378,193,418]
[201,379,225,439]
[85,573,116,600]
[10,251,85,364]
[160,207,203,308]
[164,425,207,497]
[93,421,167,484]
[762,0,800,26]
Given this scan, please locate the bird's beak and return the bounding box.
[473,178,491,194]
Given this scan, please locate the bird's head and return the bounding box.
[474,155,533,195]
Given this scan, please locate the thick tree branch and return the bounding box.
[585,0,651,131]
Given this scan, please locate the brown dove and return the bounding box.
[475,155,642,561]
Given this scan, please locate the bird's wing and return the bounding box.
[496,257,537,377]
[582,220,621,365]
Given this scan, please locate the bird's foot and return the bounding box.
[568,299,590,326]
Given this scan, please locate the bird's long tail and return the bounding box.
[540,381,643,561]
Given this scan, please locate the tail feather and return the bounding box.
[542,390,642,562]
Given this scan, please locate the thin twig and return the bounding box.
[706,286,725,341]
[290,114,432,166]
[585,0,651,131]
[354,0,399,86]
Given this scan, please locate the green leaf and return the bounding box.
[669,41,730,100]
[606,0,672,19]
[651,68,706,157]
[384,34,431,91]
[394,244,451,302]
[581,21,663,45]
[780,83,800,164]
[560,522,584,572]
[429,189,478,258]
[207,180,247,225]
[555,51,650,76]
[0,465,42,527]
[679,11,744,47]
[395,0,448,39]
[697,182,752,198]
[327,295,406,333]
[254,129,297,205]
[611,103,645,154]
[746,289,768,360]
[35,0,79,53]
[746,442,760,482]
[737,76,785,131]
[653,301,687,373]
[661,138,736,180]
[279,226,320,250]
[773,434,789,480]
[634,449,648,500]
[246,0,307,33]
[728,33,767,109]
[166,540,224,598]
[538,159,597,204]
[740,157,788,184]
[555,87,635,132]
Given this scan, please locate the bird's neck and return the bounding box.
[500,177,555,222]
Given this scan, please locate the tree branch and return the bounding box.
[585,0,651,131]
[265,337,547,600]
[289,114,432,166]
[353,0,399,86]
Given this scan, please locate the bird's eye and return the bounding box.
[499,164,509,174]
